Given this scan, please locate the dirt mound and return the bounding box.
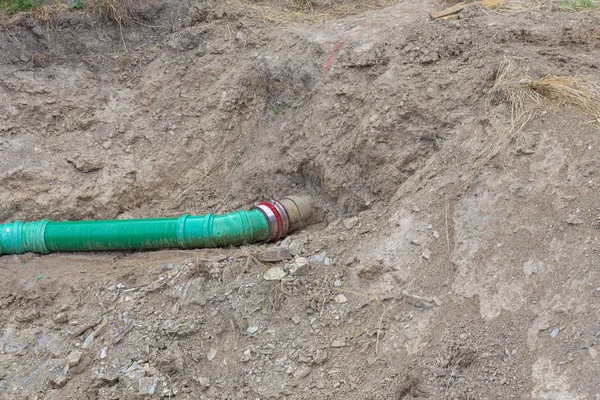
[1,1,600,399]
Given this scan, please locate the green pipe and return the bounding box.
[0,197,312,255]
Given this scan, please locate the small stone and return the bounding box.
[459,333,468,340]
[81,332,94,349]
[589,347,598,359]
[427,224,433,230]
[100,347,107,359]
[290,257,310,276]
[334,279,343,287]
[51,364,69,387]
[324,257,332,266]
[411,239,422,246]
[550,327,560,339]
[257,248,292,262]
[138,377,159,396]
[331,339,346,348]
[566,214,583,225]
[313,251,326,263]
[207,347,217,361]
[404,330,418,340]
[242,349,252,362]
[102,140,112,149]
[126,369,146,380]
[291,315,301,324]
[432,231,440,239]
[334,294,347,304]
[342,217,360,230]
[197,376,211,388]
[247,326,259,334]
[264,266,286,281]
[293,366,312,379]
[422,249,432,261]
[67,350,83,367]
[54,312,68,324]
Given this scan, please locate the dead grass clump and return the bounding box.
[85,0,139,26]
[30,2,68,23]
[230,0,396,24]
[466,60,600,189]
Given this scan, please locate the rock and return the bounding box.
[138,377,159,396]
[566,214,583,225]
[81,332,94,349]
[404,330,418,340]
[550,327,560,339]
[411,239,422,246]
[427,224,433,230]
[242,349,252,362]
[334,294,347,304]
[293,366,312,379]
[54,312,68,324]
[257,248,292,262]
[247,326,259,334]
[67,350,83,367]
[342,217,360,230]
[264,266,286,281]
[100,347,107,359]
[102,140,112,149]
[331,339,346,348]
[421,249,432,261]
[589,347,598,359]
[403,291,439,308]
[291,315,301,324]
[313,251,327,263]
[51,364,69,387]
[289,257,310,276]
[334,279,343,287]
[126,369,146,380]
[197,376,211,388]
[432,231,440,239]
[207,347,217,361]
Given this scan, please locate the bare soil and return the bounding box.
[1,1,600,399]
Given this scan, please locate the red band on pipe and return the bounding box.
[258,201,283,240]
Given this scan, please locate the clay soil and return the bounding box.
[1,0,600,399]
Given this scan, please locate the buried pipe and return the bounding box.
[0,196,312,256]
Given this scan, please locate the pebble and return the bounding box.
[100,347,108,359]
[290,257,310,276]
[334,294,347,304]
[207,347,217,361]
[421,249,432,261]
[264,267,286,281]
[334,279,343,287]
[197,376,211,388]
[81,332,94,349]
[405,330,418,340]
[432,231,440,239]
[589,347,598,359]
[550,327,560,339]
[247,326,259,334]
[54,312,68,324]
[102,140,112,149]
[342,217,360,230]
[126,369,146,380]
[138,377,159,396]
[257,248,292,262]
[411,239,422,246]
[427,224,433,230]
[291,315,301,324]
[242,349,252,362]
[313,251,327,263]
[51,365,69,387]
[293,366,312,379]
[566,214,583,225]
[67,350,82,367]
[331,339,346,348]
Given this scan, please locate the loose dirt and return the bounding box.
[1,0,599,399]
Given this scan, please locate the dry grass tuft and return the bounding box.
[466,60,600,189]
[85,0,139,26]
[30,2,68,23]
[230,0,396,24]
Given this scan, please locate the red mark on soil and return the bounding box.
[323,26,365,74]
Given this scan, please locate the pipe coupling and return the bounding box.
[254,196,313,242]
